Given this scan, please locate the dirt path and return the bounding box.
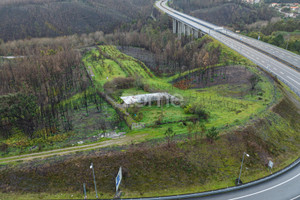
[0,134,146,164]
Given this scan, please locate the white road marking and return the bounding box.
[287,76,300,86]
[228,173,300,200]
[290,194,300,200]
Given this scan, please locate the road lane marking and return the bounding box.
[228,172,300,200]
[290,194,300,200]
[287,76,300,86]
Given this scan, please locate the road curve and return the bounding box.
[187,163,300,200]
[156,0,300,97]
[128,162,300,200]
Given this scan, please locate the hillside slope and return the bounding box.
[170,0,276,30]
[0,0,154,42]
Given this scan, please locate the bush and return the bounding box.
[104,77,135,92]
[206,127,220,143]
[0,142,8,152]
[164,127,176,147]
[128,104,141,116]
[183,103,210,120]
[194,106,210,120]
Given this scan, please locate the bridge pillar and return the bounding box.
[193,29,198,38]
[187,26,191,36]
[177,21,182,35]
[172,19,177,34]
[182,23,186,35]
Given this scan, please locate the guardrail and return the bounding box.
[123,157,300,199]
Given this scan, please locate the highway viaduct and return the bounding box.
[156,0,300,97]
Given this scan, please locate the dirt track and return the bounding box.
[0,134,146,164]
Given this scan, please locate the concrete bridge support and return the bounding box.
[186,25,191,36]
[192,29,198,38]
[173,19,177,34]
[172,19,202,39]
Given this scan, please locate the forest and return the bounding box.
[247,19,300,54]
[170,0,277,30]
[0,0,154,42]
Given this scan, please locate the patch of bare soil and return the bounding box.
[173,65,253,89]
[118,46,161,73]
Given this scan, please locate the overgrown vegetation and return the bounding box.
[246,19,300,54]
[0,92,299,199]
[0,39,125,156]
[170,0,276,30]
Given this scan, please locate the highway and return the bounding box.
[156,0,300,97]
[187,163,300,200]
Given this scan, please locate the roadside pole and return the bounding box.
[83,183,87,199]
[237,152,249,185]
[90,162,99,199]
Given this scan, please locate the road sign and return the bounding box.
[116,167,122,192]
[268,160,274,169]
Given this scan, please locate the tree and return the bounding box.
[0,93,38,138]
[249,74,259,90]
[206,127,220,143]
[164,127,176,147]
[198,122,206,140]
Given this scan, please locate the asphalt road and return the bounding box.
[156,0,300,97]
[187,163,300,200]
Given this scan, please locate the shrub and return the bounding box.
[104,77,135,92]
[194,106,210,120]
[113,77,135,89]
[183,103,210,120]
[0,142,8,152]
[128,104,141,116]
[206,127,220,143]
[249,74,260,90]
[164,127,176,147]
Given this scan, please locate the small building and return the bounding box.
[271,3,278,7]
[291,6,298,11]
[121,93,180,108]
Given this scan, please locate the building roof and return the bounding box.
[121,93,177,105]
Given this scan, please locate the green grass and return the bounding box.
[139,105,196,125]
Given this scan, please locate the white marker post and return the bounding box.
[268,160,274,174]
[90,163,98,199]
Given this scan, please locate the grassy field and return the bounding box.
[82,43,277,141]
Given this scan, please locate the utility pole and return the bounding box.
[90,162,98,199]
